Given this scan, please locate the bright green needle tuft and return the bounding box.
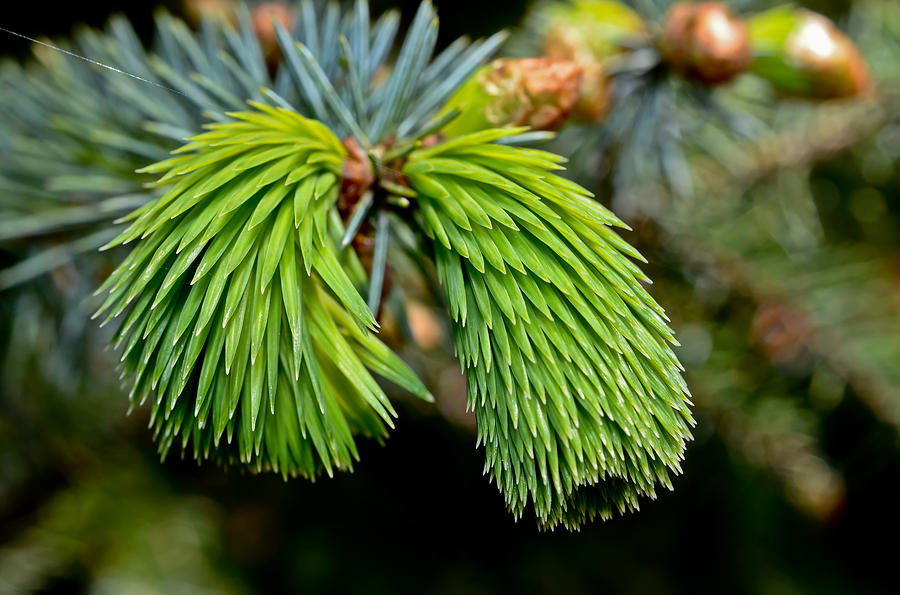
[405,128,694,529]
[96,104,430,478]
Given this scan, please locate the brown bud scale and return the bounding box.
[659,2,750,84]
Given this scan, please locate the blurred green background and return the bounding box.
[2,0,899,593]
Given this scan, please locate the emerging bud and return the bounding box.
[182,0,236,26]
[543,0,648,60]
[251,2,295,70]
[747,7,870,99]
[542,0,648,121]
[659,2,751,84]
[543,33,611,123]
[439,58,583,137]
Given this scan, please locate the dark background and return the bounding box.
[0,0,530,57]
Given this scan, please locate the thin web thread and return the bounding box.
[0,25,408,177]
[0,25,186,97]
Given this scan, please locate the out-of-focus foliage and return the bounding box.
[594,0,900,523]
[1,0,900,592]
[0,463,244,594]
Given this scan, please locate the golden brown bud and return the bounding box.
[182,0,236,26]
[783,13,870,98]
[484,58,583,130]
[541,0,647,122]
[251,2,295,70]
[439,58,583,137]
[659,2,751,84]
[572,63,612,122]
[542,0,648,62]
[543,33,611,122]
[748,7,870,99]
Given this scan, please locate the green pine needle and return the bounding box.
[404,128,694,529]
[95,103,431,478]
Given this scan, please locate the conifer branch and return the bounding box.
[94,104,431,477]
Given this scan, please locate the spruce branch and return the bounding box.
[0,0,703,529]
[0,0,502,286]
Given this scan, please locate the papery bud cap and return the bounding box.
[439,58,583,137]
